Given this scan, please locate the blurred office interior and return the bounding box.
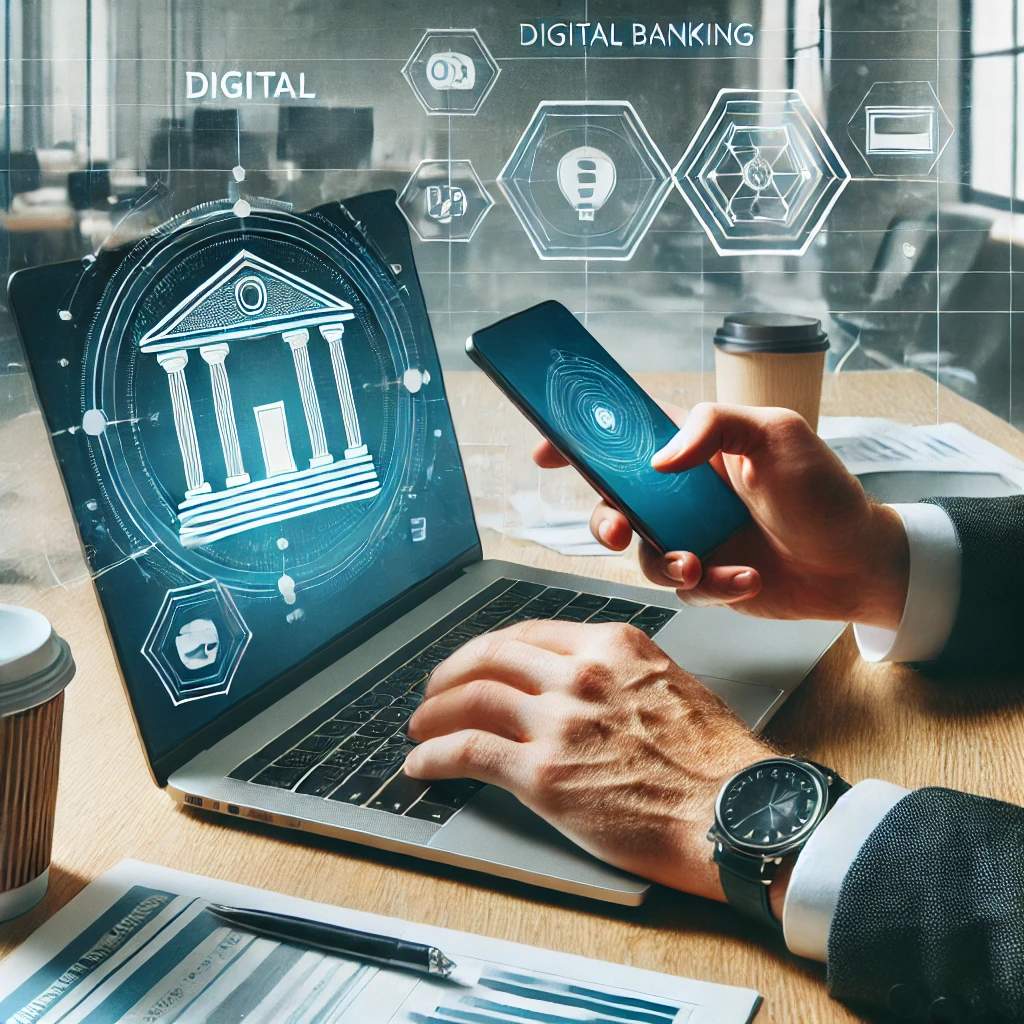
[1,0,1022,427]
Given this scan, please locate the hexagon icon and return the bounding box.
[498,101,673,261]
[397,159,494,242]
[847,81,953,177]
[674,90,851,256]
[142,579,251,705]
[402,29,500,116]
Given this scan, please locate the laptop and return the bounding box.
[9,191,844,905]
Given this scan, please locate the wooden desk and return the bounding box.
[3,369,1024,1023]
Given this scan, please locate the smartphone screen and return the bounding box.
[468,300,750,557]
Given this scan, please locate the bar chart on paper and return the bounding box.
[0,861,760,1024]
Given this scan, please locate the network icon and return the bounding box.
[674,90,851,256]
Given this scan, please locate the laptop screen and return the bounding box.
[11,193,479,771]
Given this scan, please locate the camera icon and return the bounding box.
[427,51,476,91]
[425,185,467,223]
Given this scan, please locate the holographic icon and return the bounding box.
[425,185,467,223]
[593,406,616,431]
[674,90,851,256]
[139,249,382,547]
[557,147,617,221]
[175,618,220,670]
[499,102,672,261]
[142,579,251,705]
[403,30,499,115]
[427,52,476,91]
[398,160,494,242]
[866,107,935,154]
[847,82,953,177]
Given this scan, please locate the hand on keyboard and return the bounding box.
[404,618,772,904]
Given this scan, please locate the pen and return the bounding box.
[206,904,457,978]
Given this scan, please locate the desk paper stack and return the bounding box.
[0,861,761,1024]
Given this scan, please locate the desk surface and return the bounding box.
[3,369,1024,1023]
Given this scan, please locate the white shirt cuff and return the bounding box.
[783,779,910,961]
[854,502,962,663]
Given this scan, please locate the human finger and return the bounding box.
[425,635,564,699]
[408,680,536,743]
[402,729,528,789]
[673,565,762,607]
[652,402,805,473]
[531,439,570,469]
[637,544,703,590]
[589,502,633,551]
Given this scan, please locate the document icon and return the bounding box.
[865,106,935,155]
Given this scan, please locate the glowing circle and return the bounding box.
[234,276,268,316]
[82,409,108,436]
[546,351,655,474]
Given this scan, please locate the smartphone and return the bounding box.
[467,300,750,557]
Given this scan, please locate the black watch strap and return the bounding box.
[715,845,781,931]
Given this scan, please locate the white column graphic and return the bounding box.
[283,328,333,469]
[319,323,367,458]
[157,350,210,497]
[200,343,249,487]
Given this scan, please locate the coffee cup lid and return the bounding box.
[714,312,829,354]
[0,605,75,717]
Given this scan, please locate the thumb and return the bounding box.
[651,402,780,473]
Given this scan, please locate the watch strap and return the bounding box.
[714,844,781,931]
[803,759,852,809]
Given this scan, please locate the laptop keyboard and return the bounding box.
[227,579,676,825]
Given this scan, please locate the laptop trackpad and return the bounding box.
[427,786,650,899]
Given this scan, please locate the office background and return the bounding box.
[0,1,1019,533]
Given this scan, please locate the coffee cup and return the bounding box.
[713,313,830,431]
[0,605,75,921]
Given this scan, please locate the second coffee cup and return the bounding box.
[713,312,829,431]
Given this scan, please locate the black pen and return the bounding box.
[206,904,457,978]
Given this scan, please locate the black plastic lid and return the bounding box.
[714,312,829,354]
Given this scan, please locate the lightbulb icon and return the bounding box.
[557,146,616,222]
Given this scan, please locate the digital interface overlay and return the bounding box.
[11,193,478,767]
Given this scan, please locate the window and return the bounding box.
[966,0,1024,208]
[789,0,826,116]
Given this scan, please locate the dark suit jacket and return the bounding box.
[826,497,1024,1021]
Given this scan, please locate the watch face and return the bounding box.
[717,759,826,853]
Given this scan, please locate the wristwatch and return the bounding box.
[707,757,850,930]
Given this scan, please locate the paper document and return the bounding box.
[818,417,1024,487]
[0,860,761,1024]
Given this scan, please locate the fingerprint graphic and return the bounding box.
[545,351,656,474]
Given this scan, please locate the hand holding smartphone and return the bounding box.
[467,301,750,558]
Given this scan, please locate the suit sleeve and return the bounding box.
[921,495,1024,673]
[827,787,1024,1022]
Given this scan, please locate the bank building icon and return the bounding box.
[139,250,381,548]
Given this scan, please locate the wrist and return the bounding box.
[852,503,909,630]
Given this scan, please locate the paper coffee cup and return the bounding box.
[0,605,75,921]
[713,313,830,431]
